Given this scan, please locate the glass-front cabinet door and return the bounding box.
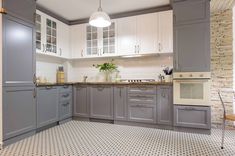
[35,13,42,52]
[46,19,57,53]
[102,22,116,56]
[86,25,98,57]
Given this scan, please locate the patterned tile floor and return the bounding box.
[0,121,235,156]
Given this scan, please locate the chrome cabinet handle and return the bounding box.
[158,43,161,52]
[33,74,36,84]
[33,88,36,98]
[45,86,53,89]
[119,88,122,97]
[184,107,196,111]
[62,93,70,98]
[62,102,70,106]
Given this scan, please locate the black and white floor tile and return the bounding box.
[0,121,235,156]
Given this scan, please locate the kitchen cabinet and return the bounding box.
[174,22,210,72]
[3,87,36,140]
[117,11,173,56]
[174,105,211,129]
[90,85,114,120]
[158,10,173,53]
[117,16,137,55]
[157,86,173,125]
[173,0,210,26]
[74,85,90,117]
[3,15,36,87]
[114,86,127,121]
[3,0,36,24]
[37,86,59,128]
[70,24,86,58]
[59,86,72,121]
[86,21,117,57]
[127,86,157,123]
[36,10,70,58]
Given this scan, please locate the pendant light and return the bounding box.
[89,0,111,28]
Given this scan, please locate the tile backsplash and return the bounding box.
[36,55,173,83]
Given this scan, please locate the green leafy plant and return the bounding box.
[93,60,118,73]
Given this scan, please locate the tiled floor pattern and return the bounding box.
[0,121,235,156]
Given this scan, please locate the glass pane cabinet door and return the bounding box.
[35,14,42,51]
[103,22,115,55]
[46,19,57,53]
[86,25,98,56]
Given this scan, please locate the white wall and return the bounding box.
[68,55,173,82]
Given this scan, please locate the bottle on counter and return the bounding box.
[57,66,65,84]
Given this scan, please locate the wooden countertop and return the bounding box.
[36,81,173,87]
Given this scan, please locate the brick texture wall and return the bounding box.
[211,9,234,126]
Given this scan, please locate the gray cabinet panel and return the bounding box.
[3,15,35,87]
[157,86,173,125]
[74,85,89,117]
[37,87,59,128]
[173,0,210,25]
[3,87,36,140]
[174,105,211,129]
[128,86,156,95]
[90,86,114,120]
[3,0,36,24]
[114,86,127,121]
[59,100,72,120]
[128,104,156,123]
[174,22,210,72]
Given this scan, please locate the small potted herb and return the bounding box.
[93,60,118,82]
[163,67,173,82]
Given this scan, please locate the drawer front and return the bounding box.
[59,100,72,120]
[128,94,156,105]
[174,105,211,129]
[128,86,156,94]
[59,92,72,101]
[59,85,72,93]
[128,104,156,123]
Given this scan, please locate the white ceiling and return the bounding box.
[36,0,170,21]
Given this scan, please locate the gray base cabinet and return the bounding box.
[114,86,127,121]
[3,87,36,140]
[59,86,72,121]
[157,86,173,125]
[37,87,59,128]
[90,85,114,120]
[127,86,157,124]
[74,85,89,117]
[174,105,211,129]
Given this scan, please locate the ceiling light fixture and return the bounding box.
[89,0,111,28]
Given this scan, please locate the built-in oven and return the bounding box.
[173,72,211,106]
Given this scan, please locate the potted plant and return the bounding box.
[93,60,118,82]
[163,67,173,82]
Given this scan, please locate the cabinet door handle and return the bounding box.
[119,88,122,97]
[62,93,70,98]
[63,85,69,89]
[46,86,53,89]
[62,102,70,106]
[33,74,36,84]
[59,48,62,56]
[33,88,36,98]
[81,50,84,57]
[158,43,161,52]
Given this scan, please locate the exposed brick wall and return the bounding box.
[210,9,234,126]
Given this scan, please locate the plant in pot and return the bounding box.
[163,67,173,82]
[93,60,118,82]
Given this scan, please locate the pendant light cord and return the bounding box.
[98,0,102,11]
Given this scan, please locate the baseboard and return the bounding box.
[59,118,72,124]
[174,127,211,135]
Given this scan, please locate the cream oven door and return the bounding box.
[173,79,210,106]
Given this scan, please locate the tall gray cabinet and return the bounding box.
[173,0,210,72]
[2,0,36,142]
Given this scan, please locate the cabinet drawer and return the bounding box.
[59,100,72,120]
[128,104,156,123]
[59,92,72,101]
[59,85,72,93]
[128,86,156,94]
[128,94,156,105]
[174,105,211,129]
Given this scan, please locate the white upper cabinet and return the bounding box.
[70,24,86,59]
[117,16,137,56]
[158,10,173,53]
[36,10,70,59]
[137,13,159,54]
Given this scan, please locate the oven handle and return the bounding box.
[173,79,209,83]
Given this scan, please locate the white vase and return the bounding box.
[165,75,172,82]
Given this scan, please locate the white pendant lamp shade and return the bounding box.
[89,0,111,28]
